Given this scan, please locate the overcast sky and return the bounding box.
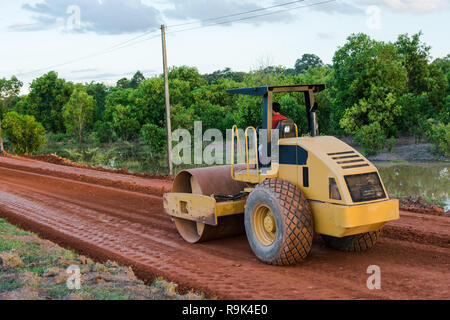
[1,0,449,92]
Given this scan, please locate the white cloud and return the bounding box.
[358,0,449,13]
[10,0,162,34]
[387,0,449,13]
[317,32,334,39]
[308,0,364,15]
[164,0,294,26]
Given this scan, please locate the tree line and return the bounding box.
[0,32,448,157]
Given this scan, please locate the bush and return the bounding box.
[1,111,46,155]
[94,121,114,143]
[111,105,140,141]
[354,122,386,155]
[426,120,450,156]
[396,93,432,142]
[387,136,395,152]
[140,124,166,155]
[45,132,72,143]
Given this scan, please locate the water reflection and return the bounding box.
[376,162,449,210]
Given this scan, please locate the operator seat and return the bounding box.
[276,118,297,139]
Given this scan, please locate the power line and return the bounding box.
[166,0,336,35]
[168,0,307,29]
[15,28,161,77]
[16,0,309,76]
[15,0,337,78]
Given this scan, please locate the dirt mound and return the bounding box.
[21,153,174,181]
[393,195,448,216]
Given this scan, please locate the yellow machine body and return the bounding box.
[272,136,399,237]
[163,136,399,239]
[163,84,399,243]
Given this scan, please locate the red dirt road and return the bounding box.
[0,157,449,299]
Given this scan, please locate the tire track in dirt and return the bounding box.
[0,160,449,299]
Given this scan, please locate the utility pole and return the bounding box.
[161,24,173,175]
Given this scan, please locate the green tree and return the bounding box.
[2,111,46,155]
[111,104,140,141]
[25,71,73,133]
[116,77,131,89]
[425,64,447,116]
[129,78,165,127]
[190,78,239,132]
[396,93,433,142]
[140,123,166,156]
[354,122,386,156]
[340,89,402,154]
[203,68,246,84]
[94,120,114,143]
[0,76,23,152]
[169,66,206,90]
[340,89,402,137]
[129,76,195,130]
[330,33,407,133]
[395,32,431,94]
[426,120,450,156]
[130,71,146,89]
[63,87,95,147]
[86,82,108,122]
[295,54,324,74]
[395,33,447,116]
[298,65,333,133]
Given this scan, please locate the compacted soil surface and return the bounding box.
[0,155,448,300]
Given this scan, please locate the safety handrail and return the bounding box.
[245,126,260,182]
[294,123,299,137]
[231,125,244,180]
[231,125,260,182]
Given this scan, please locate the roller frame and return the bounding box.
[163,193,246,226]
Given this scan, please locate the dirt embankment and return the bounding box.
[20,153,174,181]
[0,155,448,299]
[0,154,172,196]
[393,196,448,216]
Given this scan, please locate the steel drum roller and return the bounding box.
[171,165,247,243]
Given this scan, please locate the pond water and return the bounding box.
[376,162,449,211]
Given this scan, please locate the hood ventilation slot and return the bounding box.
[327,151,369,170]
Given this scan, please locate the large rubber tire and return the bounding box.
[244,179,313,266]
[321,230,381,252]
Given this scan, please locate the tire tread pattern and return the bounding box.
[256,178,313,265]
[321,230,381,252]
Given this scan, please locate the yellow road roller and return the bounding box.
[163,84,399,265]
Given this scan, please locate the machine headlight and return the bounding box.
[344,172,386,203]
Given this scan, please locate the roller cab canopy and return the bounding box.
[227,84,326,138]
[227,84,326,96]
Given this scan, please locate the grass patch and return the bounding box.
[424,197,446,207]
[0,278,21,292]
[389,159,408,164]
[87,287,131,300]
[0,219,206,300]
[0,239,27,251]
[44,283,72,299]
